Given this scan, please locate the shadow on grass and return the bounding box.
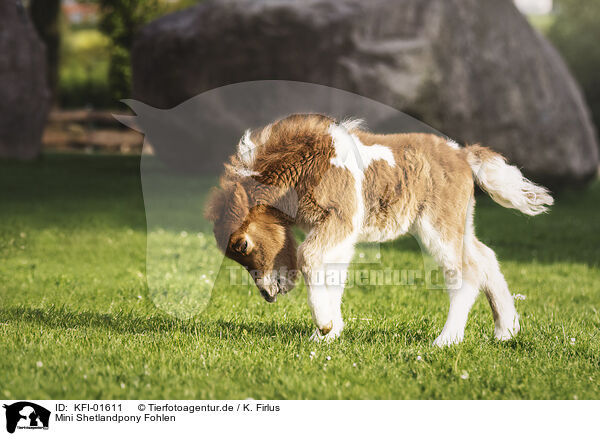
[10,305,595,359]
[1,305,314,340]
[2,305,439,345]
[1,305,191,335]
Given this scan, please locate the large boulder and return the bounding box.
[132,0,598,186]
[0,0,50,159]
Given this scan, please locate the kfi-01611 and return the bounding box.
[73,403,123,412]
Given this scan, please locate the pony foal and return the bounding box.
[206,114,553,346]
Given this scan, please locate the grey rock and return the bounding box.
[0,0,50,160]
[132,0,598,186]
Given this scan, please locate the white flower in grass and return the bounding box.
[358,252,365,259]
[513,293,527,300]
[570,338,576,345]
[326,356,331,361]
[36,361,43,368]
[120,383,126,389]
[352,363,357,368]
[460,370,469,380]
[416,355,422,361]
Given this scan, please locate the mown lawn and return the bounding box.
[1,153,599,399]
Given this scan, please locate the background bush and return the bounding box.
[57,0,197,108]
[58,27,112,108]
[547,0,600,135]
[98,0,197,104]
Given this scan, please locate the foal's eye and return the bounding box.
[239,239,248,254]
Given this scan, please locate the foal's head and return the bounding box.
[205,181,298,302]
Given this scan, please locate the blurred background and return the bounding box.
[9,0,197,155]
[0,0,597,171]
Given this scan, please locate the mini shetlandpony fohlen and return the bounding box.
[205,114,553,346]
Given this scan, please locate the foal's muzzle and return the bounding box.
[259,288,277,303]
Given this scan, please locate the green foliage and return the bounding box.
[58,28,112,108]
[98,0,198,102]
[548,0,600,133]
[0,154,599,399]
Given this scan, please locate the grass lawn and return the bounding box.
[1,153,599,399]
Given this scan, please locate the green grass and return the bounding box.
[1,153,599,399]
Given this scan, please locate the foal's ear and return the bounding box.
[204,182,249,223]
[229,182,249,220]
[204,187,226,222]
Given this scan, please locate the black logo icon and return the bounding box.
[3,402,50,434]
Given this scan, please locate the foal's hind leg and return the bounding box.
[474,239,520,340]
[413,215,481,346]
[431,254,481,347]
[433,277,480,346]
[414,188,520,345]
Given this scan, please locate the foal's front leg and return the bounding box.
[298,220,356,341]
[305,261,351,342]
[305,266,341,341]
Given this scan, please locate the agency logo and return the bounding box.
[2,402,50,434]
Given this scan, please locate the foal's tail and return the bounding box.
[464,145,554,216]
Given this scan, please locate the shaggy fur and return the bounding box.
[206,114,553,345]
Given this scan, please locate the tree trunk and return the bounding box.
[29,0,61,102]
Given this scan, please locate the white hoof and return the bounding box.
[310,320,344,342]
[495,314,520,341]
[433,331,464,347]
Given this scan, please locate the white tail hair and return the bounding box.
[465,146,554,216]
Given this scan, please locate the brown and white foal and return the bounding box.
[206,114,553,346]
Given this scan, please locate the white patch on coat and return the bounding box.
[328,122,396,237]
[329,123,396,173]
[447,139,460,150]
